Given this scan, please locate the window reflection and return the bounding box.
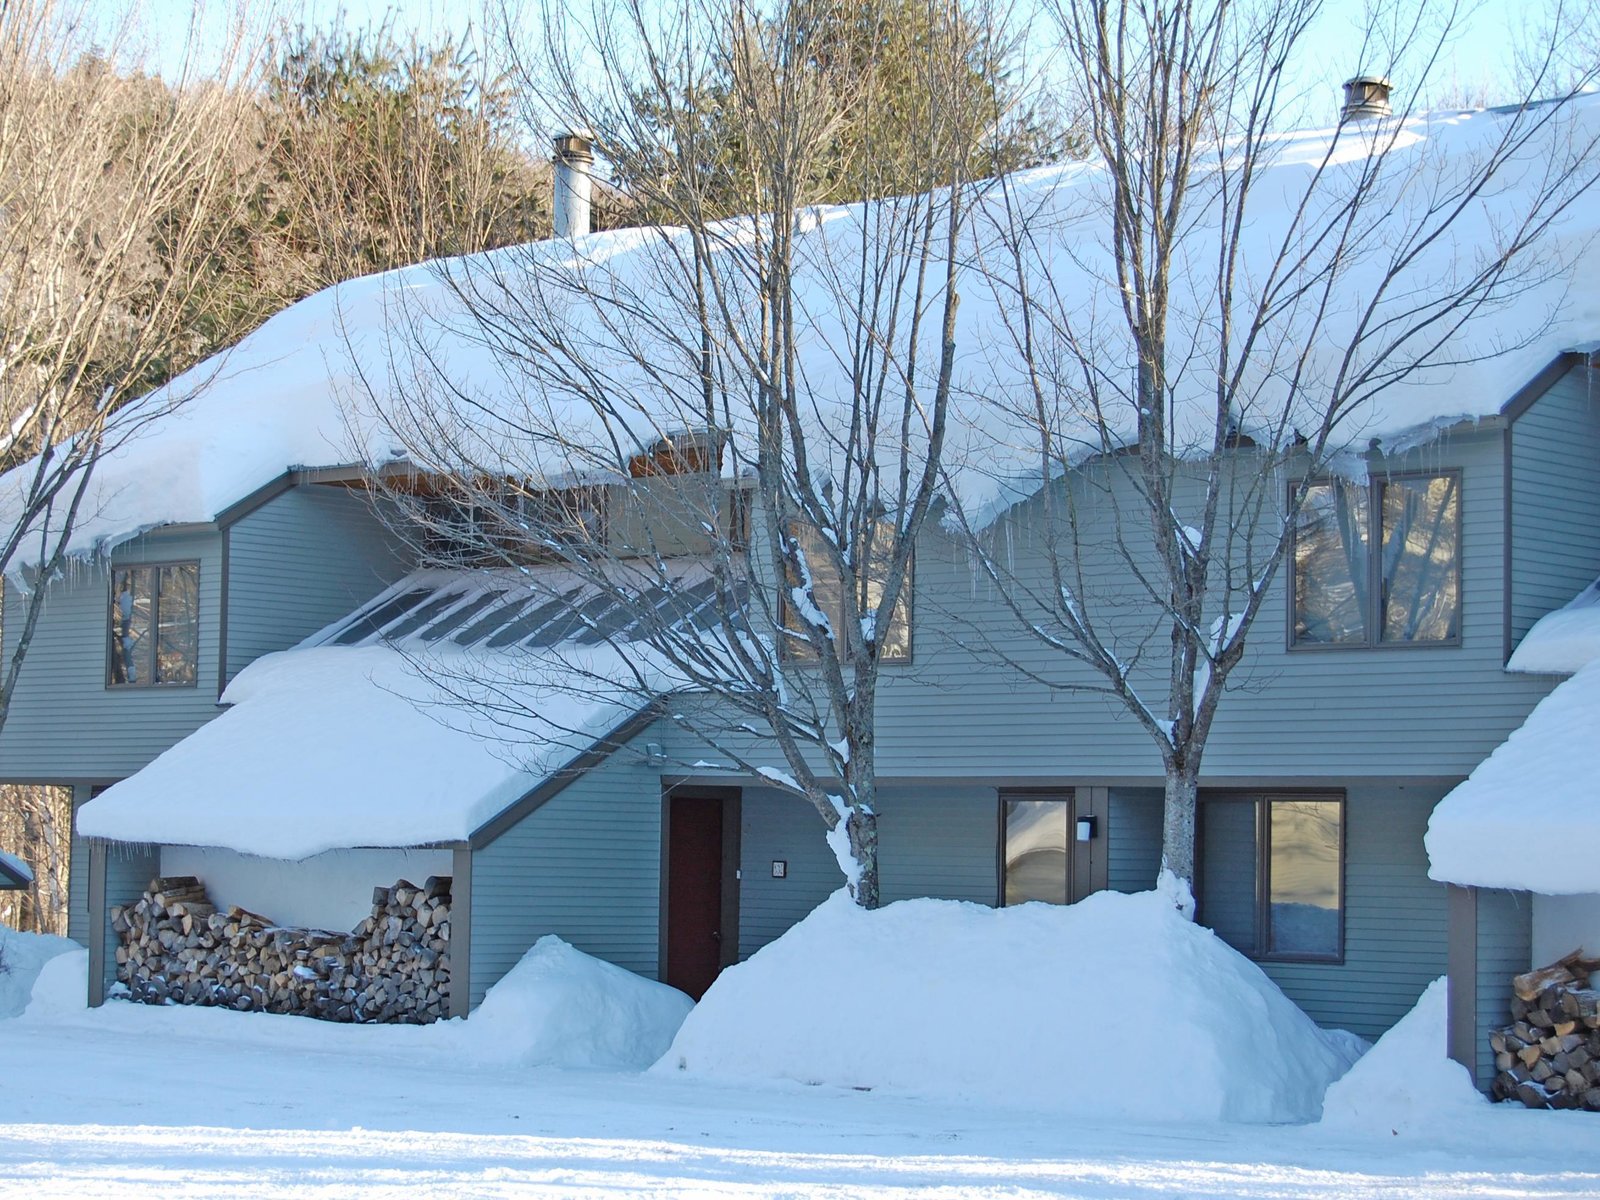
[110,563,198,686]
[784,520,911,662]
[1267,799,1341,958]
[1003,798,1070,906]
[1380,475,1459,643]
[1294,481,1369,644]
[1293,473,1458,646]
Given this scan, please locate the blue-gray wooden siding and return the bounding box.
[1107,789,1162,893]
[1184,783,1448,1041]
[736,783,999,961]
[1474,888,1532,1088]
[0,530,224,781]
[467,747,665,1008]
[1510,364,1600,646]
[67,798,88,944]
[868,428,1561,782]
[224,485,407,684]
[101,841,157,999]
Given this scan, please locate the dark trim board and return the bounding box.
[449,847,473,1019]
[1447,884,1478,1074]
[468,702,661,849]
[1500,352,1583,425]
[87,840,106,1008]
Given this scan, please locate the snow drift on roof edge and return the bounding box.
[1427,658,1600,893]
[73,642,659,859]
[1508,575,1600,674]
[1,100,1598,568]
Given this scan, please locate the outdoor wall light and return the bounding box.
[644,743,667,767]
[1075,815,1098,843]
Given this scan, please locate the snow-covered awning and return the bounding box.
[1428,578,1600,893]
[0,848,33,888]
[4,98,1600,564]
[74,565,729,860]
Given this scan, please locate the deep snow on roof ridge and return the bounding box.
[5,95,1597,571]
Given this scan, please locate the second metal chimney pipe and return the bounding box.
[552,131,594,240]
[1341,75,1393,121]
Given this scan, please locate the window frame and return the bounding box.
[1197,789,1346,965]
[105,559,201,690]
[778,519,915,666]
[1286,468,1463,651]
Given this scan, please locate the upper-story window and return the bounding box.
[109,563,199,687]
[783,520,912,662]
[1291,472,1460,647]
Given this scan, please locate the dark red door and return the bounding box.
[666,795,723,999]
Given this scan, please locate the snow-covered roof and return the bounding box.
[1426,659,1600,894]
[0,848,32,888]
[1507,576,1600,674]
[4,99,1599,564]
[1429,577,1600,892]
[73,565,723,859]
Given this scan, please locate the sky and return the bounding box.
[115,0,1550,120]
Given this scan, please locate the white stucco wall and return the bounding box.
[159,846,454,932]
[1532,893,1600,980]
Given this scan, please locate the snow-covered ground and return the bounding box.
[2,974,1599,1198]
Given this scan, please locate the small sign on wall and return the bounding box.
[771,860,787,879]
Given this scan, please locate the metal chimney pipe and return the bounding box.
[1342,75,1393,121]
[552,131,594,240]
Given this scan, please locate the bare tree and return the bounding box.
[0,2,269,867]
[945,0,1600,903]
[359,0,1017,906]
[0,784,69,934]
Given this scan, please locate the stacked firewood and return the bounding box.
[111,875,452,1024]
[1491,950,1600,1111]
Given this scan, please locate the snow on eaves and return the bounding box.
[5,99,1600,569]
[74,641,657,861]
[1507,575,1600,674]
[1426,658,1600,893]
[0,847,33,887]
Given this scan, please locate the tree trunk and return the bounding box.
[845,806,880,910]
[1160,765,1198,916]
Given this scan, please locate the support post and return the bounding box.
[448,847,472,1019]
[86,839,107,1008]
[1447,884,1479,1077]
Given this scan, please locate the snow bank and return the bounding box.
[76,641,657,858]
[1320,978,1483,1132]
[0,848,31,886]
[22,948,88,1020]
[1427,659,1600,892]
[0,926,79,1019]
[659,890,1361,1123]
[1508,577,1600,674]
[452,937,692,1070]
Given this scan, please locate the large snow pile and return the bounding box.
[450,936,692,1071]
[1320,978,1484,1132]
[21,948,88,1020]
[1508,576,1600,674]
[1427,659,1600,892]
[0,926,79,1019]
[659,889,1362,1123]
[2,99,1597,562]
